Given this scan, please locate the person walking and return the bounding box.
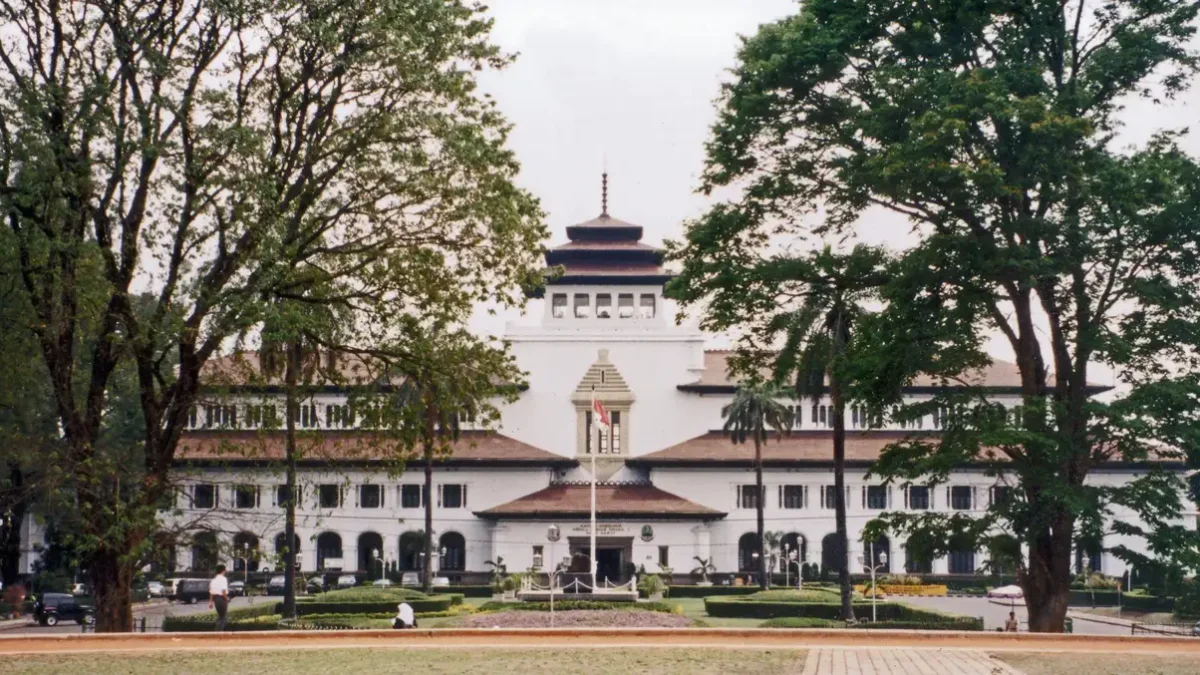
[209,564,229,631]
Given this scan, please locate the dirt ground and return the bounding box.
[0,647,806,675]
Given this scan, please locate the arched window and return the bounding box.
[232,532,260,573]
[358,532,384,575]
[782,533,807,569]
[821,533,845,573]
[190,531,219,573]
[274,532,301,555]
[315,532,343,570]
[439,532,466,572]
[398,532,424,571]
[737,533,761,572]
[862,534,890,573]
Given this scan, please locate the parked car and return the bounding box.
[987,585,1024,599]
[174,579,210,604]
[164,578,188,601]
[34,593,94,627]
[306,577,326,594]
[266,576,287,595]
[146,581,165,598]
[70,583,89,596]
[371,579,392,588]
[336,574,358,589]
[228,581,245,597]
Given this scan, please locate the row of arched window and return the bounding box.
[183,530,467,574]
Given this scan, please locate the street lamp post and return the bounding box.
[547,525,561,626]
[858,544,889,623]
[1082,554,1093,607]
[791,548,807,591]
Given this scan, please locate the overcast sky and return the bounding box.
[471,0,1200,384]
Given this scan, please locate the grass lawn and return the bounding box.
[996,652,1200,675]
[672,597,765,627]
[3,648,807,674]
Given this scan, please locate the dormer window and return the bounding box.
[618,294,634,318]
[574,294,591,318]
[552,294,568,318]
[639,294,656,318]
[596,294,612,318]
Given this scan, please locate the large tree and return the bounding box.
[0,0,545,630]
[686,0,1200,631]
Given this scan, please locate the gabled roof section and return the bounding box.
[474,483,726,520]
[679,350,1112,394]
[173,430,574,467]
[570,349,632,403]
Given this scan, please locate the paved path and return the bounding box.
[799,648,1023,675]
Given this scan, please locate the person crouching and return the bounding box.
[393,602,417,629]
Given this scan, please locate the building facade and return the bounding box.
[21,203,1171,583]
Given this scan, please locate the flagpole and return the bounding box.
[590,386,598,590]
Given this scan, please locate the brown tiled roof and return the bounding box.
[631,431,1179,467]
[551,240,660,252]
[683,351,1107,391]
[174,430,573,466]
[199,352,384,388]
[632,431,920,466]
[474,483,726,519]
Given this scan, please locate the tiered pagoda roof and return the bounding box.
[542,175,671,287]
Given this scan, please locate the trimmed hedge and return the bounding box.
[445,585,494,598]
[761,617,841,628]
[279,594,457,617]
[162,602,278,632]
[1066,590,1174,612]
[668,586,760,598]
[858,618,983,631]
[478,600,678,614]
[703,597,969,623]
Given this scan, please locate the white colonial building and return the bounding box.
[59,202,1174,585]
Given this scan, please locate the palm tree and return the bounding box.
[772,244,886,620]
[722,382,794,590]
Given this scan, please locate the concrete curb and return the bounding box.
[0,619,32,632]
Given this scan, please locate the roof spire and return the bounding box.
[601,170,608,216]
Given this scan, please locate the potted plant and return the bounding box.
[500,574,520,600]
[692,556,716,586]
[638,574,668,601]
[486,557,507,601]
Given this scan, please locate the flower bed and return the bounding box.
[457,609,694,629]
[703,596,971,624]
[853,584,948,596]
[478,600,678,613]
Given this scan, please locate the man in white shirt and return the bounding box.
[208,565,229,630]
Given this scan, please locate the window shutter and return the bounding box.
[903,486,909,509]
[462,485,467,508]
[354,486,360,508]
[861,486,866,509]
[437,484,443,508]
[213,485,219,507]
[972,486,978,510]
[819,486,824,509]
[887,486,893,509]
[945,486,950,508]
[380,486,386,508]
[256,486,261,508]
[777,485,782,508]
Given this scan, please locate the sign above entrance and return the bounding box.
[570,523,628,536]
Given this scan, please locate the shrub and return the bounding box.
[860,618,983,631]
[703,597,972,623]
[637,575,668,598]
[445,585,494,598]
[163,603,278,632]
[309,587,427,603]
[278,594,456,616]
[760,617,841,628]
[743,589,840,603]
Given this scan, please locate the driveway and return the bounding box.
[5,596,263,635]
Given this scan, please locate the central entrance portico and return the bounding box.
[568,536,632,584]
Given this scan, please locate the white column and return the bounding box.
[932,556,949,574]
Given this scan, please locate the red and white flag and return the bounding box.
[592,395,611,430]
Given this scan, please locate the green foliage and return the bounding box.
[760,617,842,628]
[161,603,279,632]
[309,587,427,603]
[742,588,842,603]
[668,585,758,598]
[670,0,1200,632]
[637,574,668,597]
[280,594,456,617]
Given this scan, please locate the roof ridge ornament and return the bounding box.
[601,170,608,216]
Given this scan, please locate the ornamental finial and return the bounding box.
[601,171,608,216]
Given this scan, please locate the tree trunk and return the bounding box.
[0,464,26,588]
[282,341,301,618]
[830,357,852,620]
[1020,518,1074,632]
[89,548,133,632]
[422,442,434,594]
[755,436,767,590]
